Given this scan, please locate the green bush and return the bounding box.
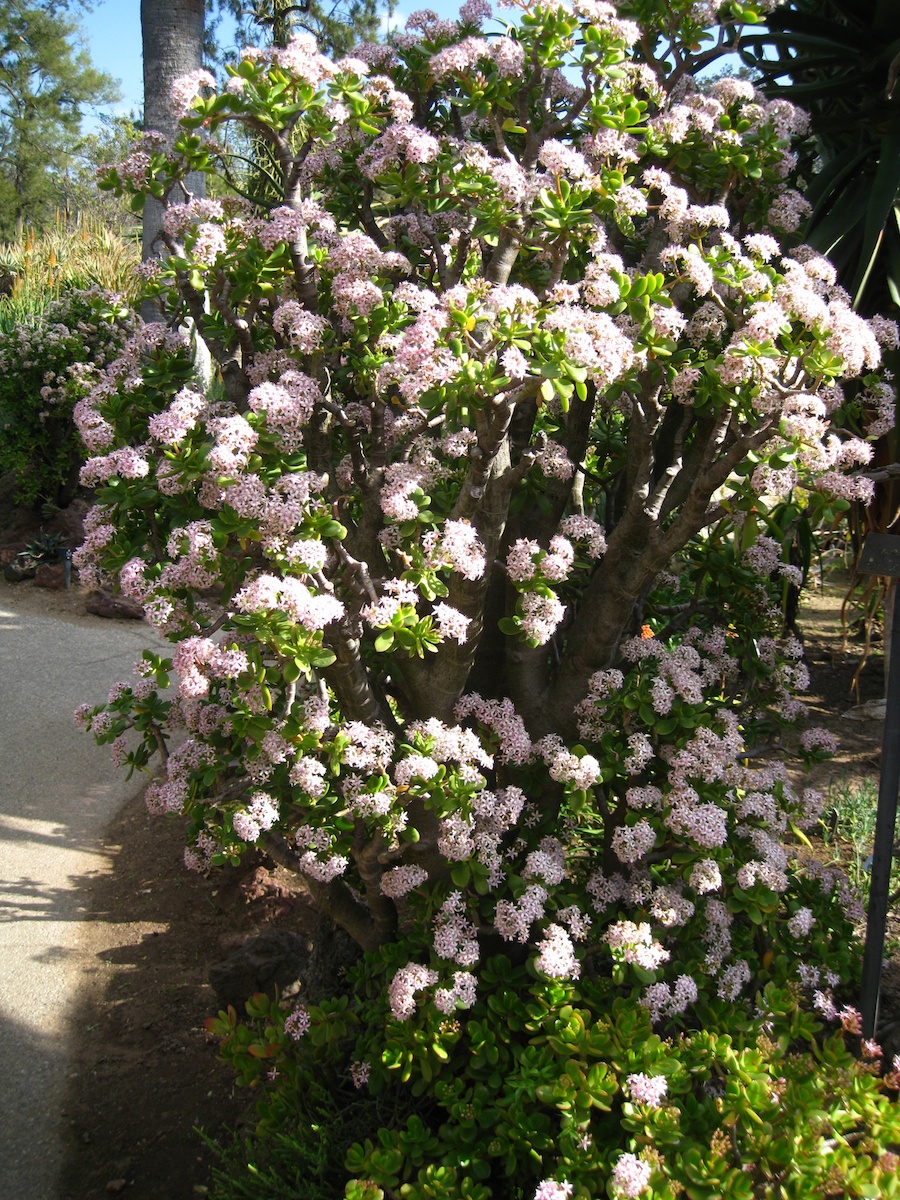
[0,287,134,506]
[205,1075,420,1200]
[201,640,900,1199]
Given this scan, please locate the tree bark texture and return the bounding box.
[140,0,206,267]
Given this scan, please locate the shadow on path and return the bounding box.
[57,791,255,1200]
[0,602,159,1199]
[0,1014,71,1198]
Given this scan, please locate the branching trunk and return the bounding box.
[546,406,783,736]
[395,437,517,721]
[267,834,383,952]
[546,506,666,737]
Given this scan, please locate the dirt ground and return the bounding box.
[0,570,890,1200]
[55,791,319,1200]
[793,581,886,791]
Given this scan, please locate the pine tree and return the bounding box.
[0,1,118,238]
[210,0,381,63]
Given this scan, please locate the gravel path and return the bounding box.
[0,599,155,1199]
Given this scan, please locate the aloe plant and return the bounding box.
[0,212,140,325]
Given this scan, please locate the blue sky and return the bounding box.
[77,0,468,127]
[78,1,144,121]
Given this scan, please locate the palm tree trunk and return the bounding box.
[141,0,208,377]
[140,0,205,267]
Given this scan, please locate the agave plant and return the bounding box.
[17,532,65,567]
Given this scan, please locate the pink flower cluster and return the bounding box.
[172,636,248,699]
[534,923,580,980]
[247,374,321,451]
[433,970,477,1014]
[611,820,656,864]
[641,975,698,1024]
[533,1183,572,1200]
[606,920,670,970]
[626,1072,668,1106]
[611,1153,652,1198]
[430,35,525,82]
[170,68,216,118]
[388,962,440,1020]
[234,574,344,630]
[284,1005,310,1040]
[494,884,548,944]
[232,791,279,843]
[380,864,429,897]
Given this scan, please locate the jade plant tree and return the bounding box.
[75,2,900,1196]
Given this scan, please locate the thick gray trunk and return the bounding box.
[140,0,206,267]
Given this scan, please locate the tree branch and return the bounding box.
[265,834,383,952]
[351,821,398,944]
[323,618,393,726]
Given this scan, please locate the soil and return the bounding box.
[792,582,887,791]
[55,797,318,1200]
[0,570,890,1200]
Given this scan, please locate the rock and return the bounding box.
[209,930,313,1011]
[85,590,144,620]
[0,522,38,565]
[4,560,36,582]
[34,562,67,590]
[844,698,887,722]
[0,541,29,567]
[238,865,297,918]
[45,499,89,547]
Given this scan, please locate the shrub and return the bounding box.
[75,0,900,1195]
[0,287,135,506]
[204,1074,418,1200]
[821,777,884,906]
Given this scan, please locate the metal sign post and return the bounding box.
[857,533,900,1039]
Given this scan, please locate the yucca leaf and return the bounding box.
[851,131,900,305]
[886,210,900,307]
[805,145,871,213]
[805,185,866,259]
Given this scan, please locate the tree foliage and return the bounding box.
[0,0,119,238]
[62,115,143,237]
[204,0,383,206]
[208,0,381,63]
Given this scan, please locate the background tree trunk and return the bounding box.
[141,0,209,378]
[140,0,205,267]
